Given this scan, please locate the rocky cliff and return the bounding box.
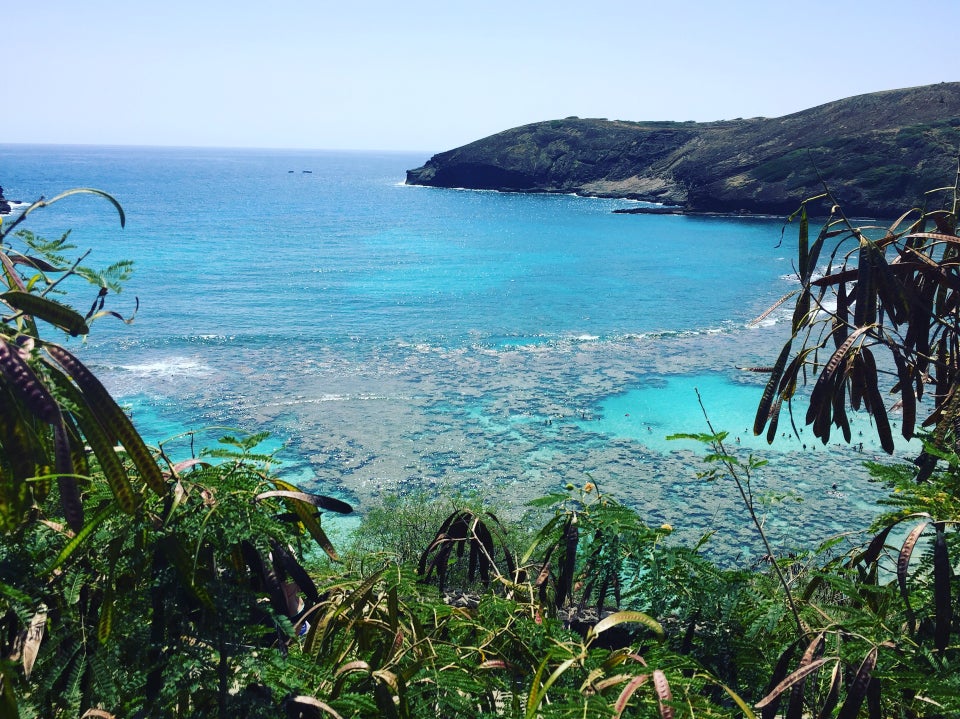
[406,83,960,216]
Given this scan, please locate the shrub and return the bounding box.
[0,191,351,718]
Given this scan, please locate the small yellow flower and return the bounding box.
[583,482,595,493]
[660,523,673,533]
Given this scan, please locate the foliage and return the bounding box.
[347,490,523,568]
[0,192,351,718]
[752,166,960,468]
[746,176,960,717]
[4,172,960,717]
[520,482,663,618]
[669,419,803,640]
[417,506,517,595]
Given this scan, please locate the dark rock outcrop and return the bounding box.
[407,83,960,217]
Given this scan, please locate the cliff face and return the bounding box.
[406,83,960,216]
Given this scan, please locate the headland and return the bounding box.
[406,83,960,217]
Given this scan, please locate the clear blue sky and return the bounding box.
[6,0,957,153]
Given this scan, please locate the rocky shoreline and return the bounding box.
[611,206,683,215]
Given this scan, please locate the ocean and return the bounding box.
[1,144,910,562]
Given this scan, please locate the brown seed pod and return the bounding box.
[0,336,61,425]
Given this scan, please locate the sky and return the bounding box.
[5,0,958,154]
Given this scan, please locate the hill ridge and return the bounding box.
[406,82,960,216]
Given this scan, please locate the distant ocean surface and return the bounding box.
[1,145,911,562]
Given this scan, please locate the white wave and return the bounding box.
[262,393,399,407]
[116,357,213,378]
[750,315,782,329]
[818,297,838,314]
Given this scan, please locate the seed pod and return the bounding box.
[240,540,288,616]
[852,524,894,571]
[614,674,650,718]
[653,670,674,719]
[766,397,784,444]
[787,632,826,719]
[897,519,930,635]
[53,419,83,532]
[761,641,798,719]
[861,348,894,453]
[755,658,834,710]
[44,365,136,515]
[255,489,352,514]
[269,479,341,561]
[806,326,870,427]
[0,336,61,425]
[853,239,877,327]
[45,344,166,496]
[892,350,916,440]
[556,515,579,608]
[867,677,881,719]
[832,377,851,443]
[0,385,43,487]
[97,585,115,645]
[1,291,88,336]
[816,660,843,719]
[933,522,952,653]
[834,279,850,348]
[755,340,792,436]
[270,540,320,606]
[21,607,47,680]
[836,645,877,719]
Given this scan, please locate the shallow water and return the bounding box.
[1,145,912,563]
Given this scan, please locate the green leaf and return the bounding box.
[75,260,135,293]
[526,493,570,508]
[0,579,33,604]
[1,662,19,717]
[46,503,117,573]
[666,431,727,444]
[704,452,737,464]
[526,655,578,719]
[697,674,757,719]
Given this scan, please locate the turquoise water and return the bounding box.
[1,145,907,562]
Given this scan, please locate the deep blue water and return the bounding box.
[1,145,906,561]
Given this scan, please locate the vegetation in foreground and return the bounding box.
[0,175,958,718]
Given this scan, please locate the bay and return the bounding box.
[1,144,907,562]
